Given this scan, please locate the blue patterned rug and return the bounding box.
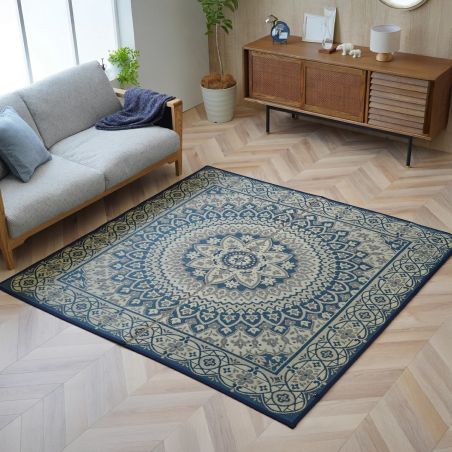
[2,166,451,428]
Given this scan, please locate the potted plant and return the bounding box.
[107,47,140,88]
[198,0,239,123]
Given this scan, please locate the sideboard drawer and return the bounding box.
[249,51,303,107]
[302,62,366,122]
[368,72,429,135]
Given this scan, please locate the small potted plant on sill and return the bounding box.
[198,0,239,123]
[107,47,140,88]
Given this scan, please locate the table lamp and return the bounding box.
[370,25,401,62]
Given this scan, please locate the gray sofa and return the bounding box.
[0,61,183,269]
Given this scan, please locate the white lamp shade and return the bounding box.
[370,25,401,53]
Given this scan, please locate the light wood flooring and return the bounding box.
[0,104,452,452]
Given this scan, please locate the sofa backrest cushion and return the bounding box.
[0,92,43,180]
[19,61,121,148]
[0,92,41,137]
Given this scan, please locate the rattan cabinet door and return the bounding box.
[303,62,367,122]
[249,51,303,108]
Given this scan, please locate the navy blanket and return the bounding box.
[95,88,175,131]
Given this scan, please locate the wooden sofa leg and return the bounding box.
[0,191,14,270]
[0,241,14,270]
[175,152,183,176]
[0,231,14,270]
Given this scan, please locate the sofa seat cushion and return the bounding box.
[1,155,105,239]
[51,126,180,189]
[19,61,121,148]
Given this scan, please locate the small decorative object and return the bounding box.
[107,47,140,88]
[379,0,428,10]
[370,24,401,62]
[322,6,336,50]
[336,43,355,56]
[265,14,278,25]
[303,13,326,43]
[349,49,362,58]
[266,15,290,44]
[198,0,239,123]
[318,44,337,54]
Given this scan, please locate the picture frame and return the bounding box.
[303,8,336,46]
[323,6,337,49]
[303,13,325,43]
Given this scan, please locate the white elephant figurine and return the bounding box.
[336,43,354,56]
[349,49,362,58]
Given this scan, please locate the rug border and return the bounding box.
[209,165,452,239]
[0,165,451,429]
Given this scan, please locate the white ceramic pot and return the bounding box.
[201,84,237,123]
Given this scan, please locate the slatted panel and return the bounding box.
[250,51,303,107]
[368,72,429,135]
[371,72,430,87]
[370,84,429,100]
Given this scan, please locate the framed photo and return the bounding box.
[303,13,325,43]
[323,6,337,48]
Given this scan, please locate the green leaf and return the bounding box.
[197,0,239,76]
[108,47,140,88]
[197,0,239,34]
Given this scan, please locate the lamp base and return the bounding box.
[376,52,393,62]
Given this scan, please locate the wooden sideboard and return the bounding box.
[243,36,452,165]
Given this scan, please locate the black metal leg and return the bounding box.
[406,136,413,167]
[266,106,270,133]
[262,105,414,164]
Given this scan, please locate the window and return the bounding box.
[0,0,29,93]
[0,0,118,94]
[72,0,118,64]
[21,0,76,81]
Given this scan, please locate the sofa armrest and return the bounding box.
[114,88,126,98]
[113,88,183,141]
[165,99,183,144]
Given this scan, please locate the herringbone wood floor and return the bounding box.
[0,104,451,452]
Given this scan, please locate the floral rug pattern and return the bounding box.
[2,167,451,427]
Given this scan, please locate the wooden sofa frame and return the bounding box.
[0,88,183,270]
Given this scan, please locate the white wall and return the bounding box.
[130,0,209,110]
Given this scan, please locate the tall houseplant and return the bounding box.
[198,0,239,123]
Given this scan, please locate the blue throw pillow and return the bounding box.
[0,106,51,182]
